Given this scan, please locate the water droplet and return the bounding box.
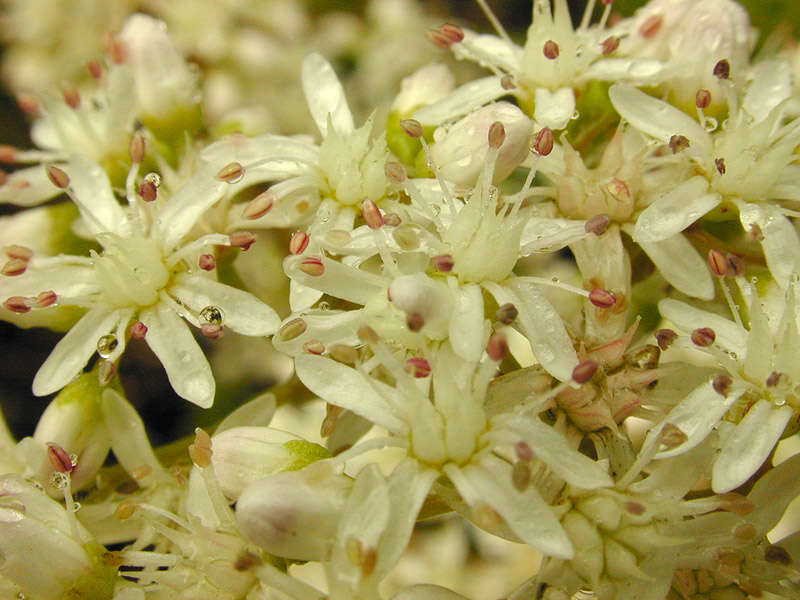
[26,478,43,490]
[200,305,223,326]
[751,276,759,284]
[317,301,330,311]
[17,592,26,600]
[69,453,78,467]
[703,117,718,132]
[551,276,560,283]
[431,205,441,216]
[96,334,118,358]
[571,110,580,120]
[775,397,786,406]
[143,172,161,187]
[72,502,81,512]
[50,471,69,489]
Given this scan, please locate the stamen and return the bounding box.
[130,321,148,339]
[428,24,465,49]
[289,231,310,255]
[384,161,407,183]
[188,428,213,468]
[98,359,116,386]
[103,32,126,63]
[62,87,80,109]
[198,254,216,271]
[361,199,384,229]
[580,0,598,30]
[501,74,516,89]
[129,133,146,164]
[329,344,359,366]
[241,190,274,220]
[543,40,560,60]
[17,93,39,115]
[34,290,57,308]
[669,135,690,153]
[216,162,245,184]
[748,224,764,242]
[532,127,554,156]
[139,180,157,202]
[585,213,611,235]
[278,318,307,341]
[601,36,620,55]
[654,328,678,350]
[691,328,715,347]
[696,89,711,109]
[487,331,509,361]
[488,121,506,149]
[495,302,518,324]
[407,312,425,332]
[515,441,534,461]
[766,371,784,388]
[47,442,75,473]
[572,360,599,384]
[383,213,401,226]
[589,288,617,309]
[431,254,454,272]
[399,119,424,139]
[1,258,27,276]
[707,249,728,277]
[713,59,730,80]
[3,296,30,313]
[298,257,324,276]
[303,339,325,355]
[4,245,31,261]
[726,254,745,276]
[87,60,103,80]
[46,164,70,189]
[712,374,732,396]
[229,231,256,250]
[714,158,726,175]
[660,423,688,449]
[639,15,663,39]
[405,357,431,378]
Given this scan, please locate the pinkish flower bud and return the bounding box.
[289,231,310,255]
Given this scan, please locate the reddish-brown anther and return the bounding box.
[713,374,732,397]
[139,180,157,202]
[217,162,245,183]
[532,127,554,156]
[34,291,57,308]
[47,442,75,473]
[713,59,730,80]
[431,254,454,272]
[130,321,148,339]
[495,302,518,325]
[691,327,715,347]
[405,357,431,378]
[129,133,146,164]
[487,332,509,361]
[289,231,310,255]
[726,253,745,276]
[1,258,27,276]
[241,190,274,220]
[87,60,103,80]
[406,312,425,332]
[488,121,506,149]
[362,199,384,229]
[654,328,678,351]
[696,89,711,109]
[199,254,216,271]
[3,296,30,313]
[382,213,401,227]
[298,257,324,276]
[63,88,80,109]
[399,119,424,139]
[501,74,516,89]
[543,40,560,59]
[572,360,599,384]
[669,134,690,153]
[46,164,70,189]
[229,231,257,251]
[515,441,534,461]
[589,288,617,309]
[639,15,663,38]
[715,157,727,175]
[303,340,325,355]
[601,36,620,55]
[6,245,33,261]
[440,23,464,43]
[585,213,611,235]
[384,161,407,183]
[708,249,728,277]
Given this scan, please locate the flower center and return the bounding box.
[93,233,170,308]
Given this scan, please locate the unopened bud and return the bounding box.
[585,213,611,235]
[572,360,599,384]
[198,254,216,271]
[130,321,148,339]
[63,87,80,109]
[495,302,518,324]
[639,15,663,38]
[230,231,256,250]
[298,257,324,276]
[405,357,431,378]
[601,36,620,55]
[1,258,27,276]
[46,164,70,189]
[654,328,678,350]
[532,127,554,156]
[712,374,732,396]
[289,231,310,255]
[362,199,384,229]
[708,249,728,277]
[669,134,690,153]
[488,121,506,149]
[543,40,560,59]
[691,327,715,347]
[399,119,424,139]
[242,191,274,220]
[696,89,711,109]
[384,161,407,183]
[217,161,245,184]
[713,59,730,80]
[431,254,454,272]
[589,288,617,309]
[487,332,509,361]
[715,157,726,175]
[129,133,145,164]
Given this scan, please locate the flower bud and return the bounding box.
[236,461,353,561]
[211,426,330,500]
[431,102,532,186]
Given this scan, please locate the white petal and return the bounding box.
[742,294,772,382]
[393,585,469,600]
[639,234,715,300]
[459,456,573,559]
[32,307,120,396]
[609,85,711,157]
[448,283,485,363]
[140,301,214,408]
[712,400,793,493]
[744,60,792,124]
[272,309,364,356]
[295,353,407,432]
[747,453,800,534]
[0,260,97,299]
[659,299,746,352]
[521,217,588,254]
[454,30,521,73]
[413,76,508,126]
[284,254,386,306]
[648,379,745,459]
[302,53,354,137]
[484,279,578,382]
[0,165,62,207]
[634,177,719,242]
[583,58,665,84]
[534,87,575,130]
[215,393,276,433]
[737,201,800,289]
[491,413,613,489]
[101,388,168,486]
[64,157,129,236]
[157,173,227,252]
[169,273,280,336]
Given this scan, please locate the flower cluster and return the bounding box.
[1,1,800,599]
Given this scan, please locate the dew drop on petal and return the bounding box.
[96,334,118,358]
[49,471,69,489]
[69,453,78,467]
[72,502,81,511]
[571,110,580,120]
[143,172,161,187]
[200,305,224,326]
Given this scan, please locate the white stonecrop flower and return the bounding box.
[295,340,613,561]
[414,0,663,129]
[642,277,800,493]
[610,60,800,288]
[0,157,280,407]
